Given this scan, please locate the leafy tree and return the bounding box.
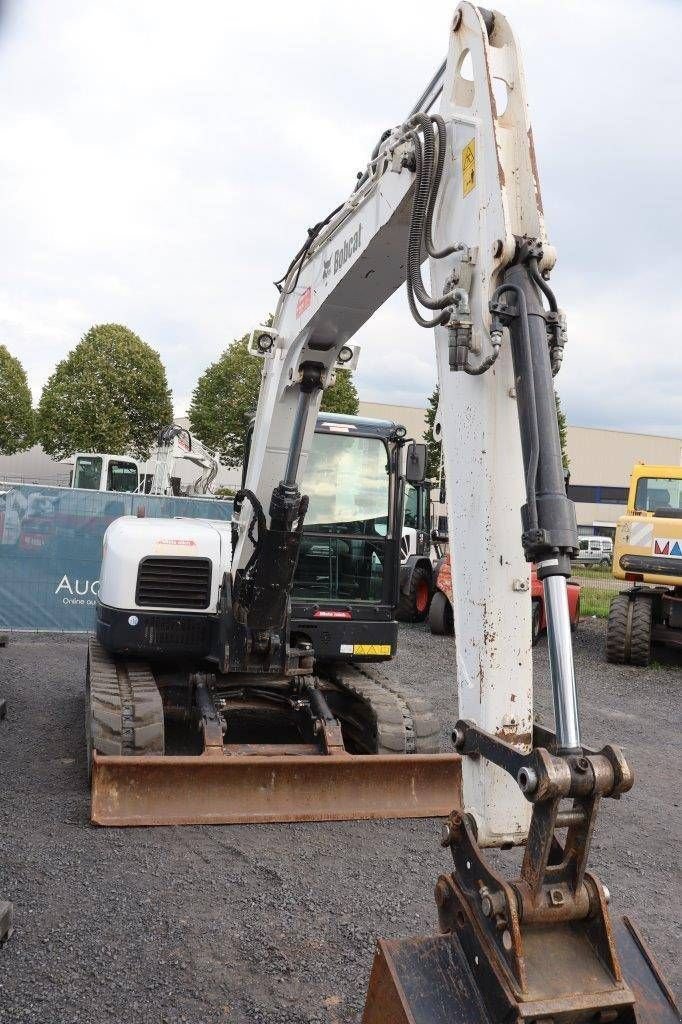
[188,334,263,468]
[321,368,358,416]
[37,324,173,460]
[189,333,360,467]
[555,390,570,470]
[0,345,34,455]
[423,384,441,480]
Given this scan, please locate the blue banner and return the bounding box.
[0,484,232,631]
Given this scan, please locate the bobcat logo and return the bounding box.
[322,224,362,285]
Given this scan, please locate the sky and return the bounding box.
[0,0,680,436]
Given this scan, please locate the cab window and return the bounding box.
[404,484,419,529]
[404,483,429,531]
[106,461,139,493]
[634,477,682,514]
[73,456,103,490]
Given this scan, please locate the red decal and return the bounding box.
[296,287,312,318]
[654,540,670,555]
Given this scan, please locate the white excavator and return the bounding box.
[86,5,675,1020]
[70,424,219,497]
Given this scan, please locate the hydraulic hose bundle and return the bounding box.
[403,113,462,328]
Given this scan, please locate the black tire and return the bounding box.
[531,599,542,646]
[606,593,631,664]
[599,558,611,568]
[629,593,653,666]
[606,592,653,666]
[428,589,454,636]
[396,564,432,623]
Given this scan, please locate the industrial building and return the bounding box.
[1,404,680,539]
[357,402,682,538]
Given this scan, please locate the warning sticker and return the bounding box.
[462,138,476,196]
[629,521,653,548]
[340,643,392,656]
[353,644,392,656]
[296,286,312,318]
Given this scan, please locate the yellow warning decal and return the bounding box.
[353,644,392,656]
[462,138,476,196]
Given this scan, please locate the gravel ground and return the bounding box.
[0,621,679,1023]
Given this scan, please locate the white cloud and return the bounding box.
[0,0,680,434]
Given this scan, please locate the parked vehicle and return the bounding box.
[607,463,682,665]
[429,553,580,644]
[396,480,437,623]
[572,535,613,567]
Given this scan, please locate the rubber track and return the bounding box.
[87,640,164,757]
[330,662,441,754]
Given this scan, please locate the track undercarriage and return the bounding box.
[85,640,460,826]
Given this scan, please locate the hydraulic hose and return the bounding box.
[528,257,557,312]
[405,129,451,328]
[425,115,461,259]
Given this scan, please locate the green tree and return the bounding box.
[189,333,359,467]
[423,384,441,480]
[0,345,34,455]
[188,334,262,468]
[555,390,570,470]
[37,324,173,460]
[321,368,358,416]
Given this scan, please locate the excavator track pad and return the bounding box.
[86,641,461,827]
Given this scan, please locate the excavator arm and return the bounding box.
[229,2,554,846]
[229,4,677,1021]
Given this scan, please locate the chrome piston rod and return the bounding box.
[543,574,581,752]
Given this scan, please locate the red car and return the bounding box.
[428,553,580,644]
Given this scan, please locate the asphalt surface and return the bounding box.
[0,621,679,1023]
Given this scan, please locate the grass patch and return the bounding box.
[580,586,612,618]
[572,565,613,580]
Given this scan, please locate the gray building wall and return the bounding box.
[0,444,72,486]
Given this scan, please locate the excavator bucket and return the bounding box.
[362,916,680,1024]
[90,751,462,826]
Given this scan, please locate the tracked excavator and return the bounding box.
[86,412,453,825]
[87,6,676,1018]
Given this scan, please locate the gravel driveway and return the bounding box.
[0,621,679,1023]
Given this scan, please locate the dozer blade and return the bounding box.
[362,916,679,1024]
[90,751,461,826]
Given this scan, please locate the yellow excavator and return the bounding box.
[607,463,682,665]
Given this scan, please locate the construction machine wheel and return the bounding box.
[428,589,454,636]
[396,564,432,623]
[629,592,653,666]
[323,662,441,754]
[85,640,164,782]
[606,592,653,666]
